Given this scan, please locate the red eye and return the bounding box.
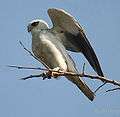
[31,21,39,26]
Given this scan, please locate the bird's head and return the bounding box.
[27,19,49,33]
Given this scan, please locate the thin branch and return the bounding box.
[20,72,52,80]
[106,87,120,92]
[48,71,120,88]
[82,74,120,87]
[94,82,107,93]
[19,41,50,69]
[20,74,44,80]
[82,63,86,74]
[8,64,120,93]
[11,64,120,88]
[7,65,48,71]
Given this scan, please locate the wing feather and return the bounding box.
[48,8,104,77]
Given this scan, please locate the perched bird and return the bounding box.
[27,8,104,101]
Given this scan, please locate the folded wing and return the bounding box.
[48,8,104,77]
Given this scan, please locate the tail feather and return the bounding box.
[66,75,95,101]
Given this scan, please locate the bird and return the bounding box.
[27,8,104,101]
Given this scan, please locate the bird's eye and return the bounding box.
[31,21,39,26]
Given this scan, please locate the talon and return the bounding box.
[42,67,64,79]
[51,67,64,78]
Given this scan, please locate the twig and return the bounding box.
[20,72,53,80]
[7,65,48,71]
[82,63,86,75]
[8,64,120,93]
[19,41,50,69]
[106,87,120,92]
[83,74,120,87]
[80,63,106,93]
[94,82,107,93]
[20,74,44,80]
[10,64,120,88]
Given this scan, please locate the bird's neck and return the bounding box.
[31,29,42,37]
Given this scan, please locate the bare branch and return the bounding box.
[10,64,120,89]
[106,87,120,92]
[20,73,45,80]
[51,71,120,87]
[94,82,107,93]
[20,72,52,80]
[82,63,86,75]
[7,65,48,71]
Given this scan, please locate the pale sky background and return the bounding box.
[0,0,120,117]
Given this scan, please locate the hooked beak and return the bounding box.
[27,25,31,32]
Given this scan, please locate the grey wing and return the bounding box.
[48,8,104,77]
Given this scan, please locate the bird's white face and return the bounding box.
[27,19,49,33]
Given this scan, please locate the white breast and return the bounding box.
[32,31,67,71]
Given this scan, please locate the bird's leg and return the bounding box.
[52,67,62,72]
[42,67,64,80]
[51,67,64,78]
